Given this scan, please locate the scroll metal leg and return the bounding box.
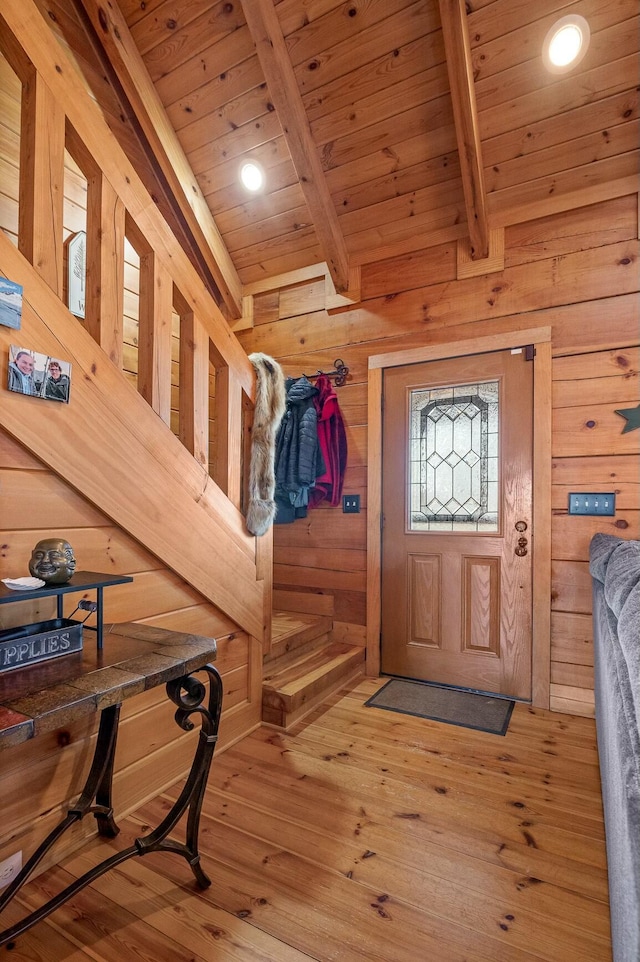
[134,664,223,886]
[0,664,223,947]
[0,703,121,946]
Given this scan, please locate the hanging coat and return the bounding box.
[309,374,348,508]
[274,376,324,523]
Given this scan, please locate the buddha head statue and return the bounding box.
[29,538,76,584]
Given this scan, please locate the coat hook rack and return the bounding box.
[303,358,350,387]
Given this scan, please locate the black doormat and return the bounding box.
[364,678,515,736]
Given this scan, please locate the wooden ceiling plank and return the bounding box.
[340,179,463,238]
[241,0,350,293]
[72,0,244,318]
[488,156,640,227]
[438,0,489,260]
[467,0,632,49]
[152,23,254,101]
[129,0,238,58]
[483,88,639,170]
[284,0,422,70]
[310,65,450,149]
[346,201,466,256]
[188,109,283,177]
[225,204,314,254]
[216,183,306,235]
[238,241,325,286]
[321,103,454,174]
[486,121,640,196]
[478,53,639,142]
[472,7,638,89]
[293,0,441,96]
[205,157,299,216]
[303,32,444,125]
[232,223,319,271]
[166,56,265,133]
[332,153,461,220]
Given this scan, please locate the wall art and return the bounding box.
[7,345,72,403]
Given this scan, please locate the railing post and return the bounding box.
[212,360,242,509]
[138,250,173,425]
[178,305,210,469]
[19,67,65,295]
[86,174,125,368]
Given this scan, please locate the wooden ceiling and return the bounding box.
[37,0,640,315]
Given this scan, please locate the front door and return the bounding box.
[381,348,533,700]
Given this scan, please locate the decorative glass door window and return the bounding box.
[408,380,499,532]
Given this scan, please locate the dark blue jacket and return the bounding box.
[274,377,324,523]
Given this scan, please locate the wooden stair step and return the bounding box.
[266,610,333,664]
[262,642,365,730]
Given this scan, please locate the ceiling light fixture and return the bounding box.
[542,15,590,73]
[239,161,265,192]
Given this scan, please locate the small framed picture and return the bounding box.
[7,345,71,403]
[0,277,23,330]
[66,231,86,319]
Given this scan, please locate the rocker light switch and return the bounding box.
[343,494,360,513]
[568,493,616,516]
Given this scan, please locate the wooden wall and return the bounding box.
[0,428,261,872]
[239,193,640,717]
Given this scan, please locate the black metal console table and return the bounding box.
[0,570,135,649]
[0,621,222,948]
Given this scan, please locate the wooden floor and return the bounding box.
[3,677,611,961]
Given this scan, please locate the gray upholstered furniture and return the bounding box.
[589,534,640,962]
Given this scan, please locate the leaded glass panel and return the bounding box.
[409,380,499,532]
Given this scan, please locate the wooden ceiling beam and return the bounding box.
[71,0,244,318]
[438,0,489,260]
[241,0,351,293]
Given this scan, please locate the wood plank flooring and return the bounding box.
[3,678,611,961]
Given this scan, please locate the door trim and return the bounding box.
[366,327,552,708]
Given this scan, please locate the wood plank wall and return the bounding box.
[238,193,640,717]
[0,428,260,872]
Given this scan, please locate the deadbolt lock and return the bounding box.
[515,520,528,532]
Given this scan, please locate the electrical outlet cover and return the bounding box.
[0,851,22,890]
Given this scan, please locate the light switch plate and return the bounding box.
[568,493,616,516]
[342,494,360,513]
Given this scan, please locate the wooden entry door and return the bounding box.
[381,349,533,699]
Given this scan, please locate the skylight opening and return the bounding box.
[239,161,265,192]
[542,15,590,74]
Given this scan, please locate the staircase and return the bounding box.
[262,611,365,730]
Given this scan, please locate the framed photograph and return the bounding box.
[0,277,23,330]
[7,345,71,403]
[67,231,86,319]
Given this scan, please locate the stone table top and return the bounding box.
[0,623,217,749]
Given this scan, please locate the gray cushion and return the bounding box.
[589,534,640,962]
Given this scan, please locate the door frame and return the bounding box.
[366,327,552,708]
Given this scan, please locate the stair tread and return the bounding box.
[271,610,332,646]
[263,642,364,697]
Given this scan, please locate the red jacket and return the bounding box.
[309,374,348,508]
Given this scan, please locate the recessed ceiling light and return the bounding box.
[542,15,590,74]
[239,161,265,192]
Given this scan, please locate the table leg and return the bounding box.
[96,587,104,650]
[0,703,121,945]
[0,664,222,946]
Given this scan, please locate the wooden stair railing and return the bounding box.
[0,0,270,642]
